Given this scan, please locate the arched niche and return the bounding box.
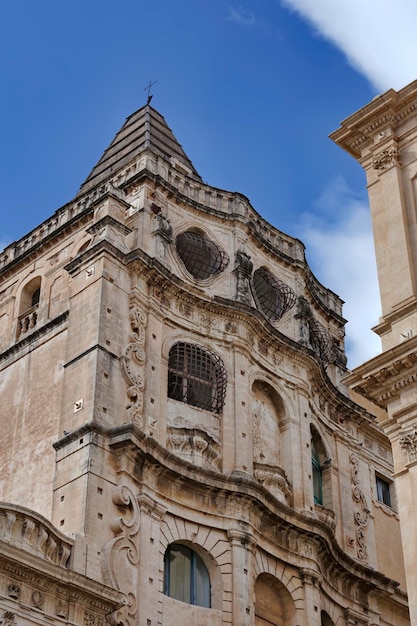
[254,573,296,626]
[251,380,292,504]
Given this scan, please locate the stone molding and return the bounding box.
[343,339,417,408]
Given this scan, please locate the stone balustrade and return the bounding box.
[0,503,73,568]
[17,305,38,338]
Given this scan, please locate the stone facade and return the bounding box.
[331,79,417,626]
[0,105,410,624]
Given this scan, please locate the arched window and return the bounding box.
[176,231,229,280]
[18,277,42,338]
[254,573,295,625]
[252,268,295,322]
[164,544,211,608]
[311,436,323,505]
[321,610,335,626]
[168,342,227,413]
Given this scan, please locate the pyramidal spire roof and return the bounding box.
[79,103,202,193]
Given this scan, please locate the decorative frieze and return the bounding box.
[167,427,221,470]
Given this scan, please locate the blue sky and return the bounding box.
[1,1,416,368]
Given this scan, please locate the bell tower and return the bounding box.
[331,81,417,623]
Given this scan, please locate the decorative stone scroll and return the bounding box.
[349,452,369,562]
[120,303,147,427]
[101,484,139,626]
[373,146,400,170]
[399,424,417,462]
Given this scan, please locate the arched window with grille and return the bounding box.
[175,231,229,280]
[164,543,211,608]
[252,268,296,322]
[168,342,227,414]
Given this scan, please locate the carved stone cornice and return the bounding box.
[343,336,417,408]
[330,80,417,159]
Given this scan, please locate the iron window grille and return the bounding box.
[168,342,227,413]
[164,544,211,608]
[176,231,229,280]
[252,268,296,321]
[309,316,334,364]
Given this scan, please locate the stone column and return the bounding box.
[136,493,166,626]
[299,568,322,626]
[227,528,257,625]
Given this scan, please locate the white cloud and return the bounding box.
[281,0,417,91]
[227,5,256,27]
[294,176,381,369]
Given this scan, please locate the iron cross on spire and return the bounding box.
[144,80,157,104]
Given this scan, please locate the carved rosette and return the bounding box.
[101,485,139,626]
[399,425,417,462]
[120,303,147,427]
[0,612,16,626]
[350,452,369,562]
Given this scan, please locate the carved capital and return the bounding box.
[373,146,400,170]
[399,424,417,462]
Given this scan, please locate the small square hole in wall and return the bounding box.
[60,519,64,526]
[98,513,103,520]
[79,438,84,445]
[97,487,103,495]
[60,495,65,502]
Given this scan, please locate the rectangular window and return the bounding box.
[376,475,391,507]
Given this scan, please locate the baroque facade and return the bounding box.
[0,100,410,625]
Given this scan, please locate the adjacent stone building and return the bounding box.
[0,100,410,625]
[332,79,417,625]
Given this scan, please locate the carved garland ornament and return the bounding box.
[350,452,369,562]
[101,485,139,626]
[120,304,147,427]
